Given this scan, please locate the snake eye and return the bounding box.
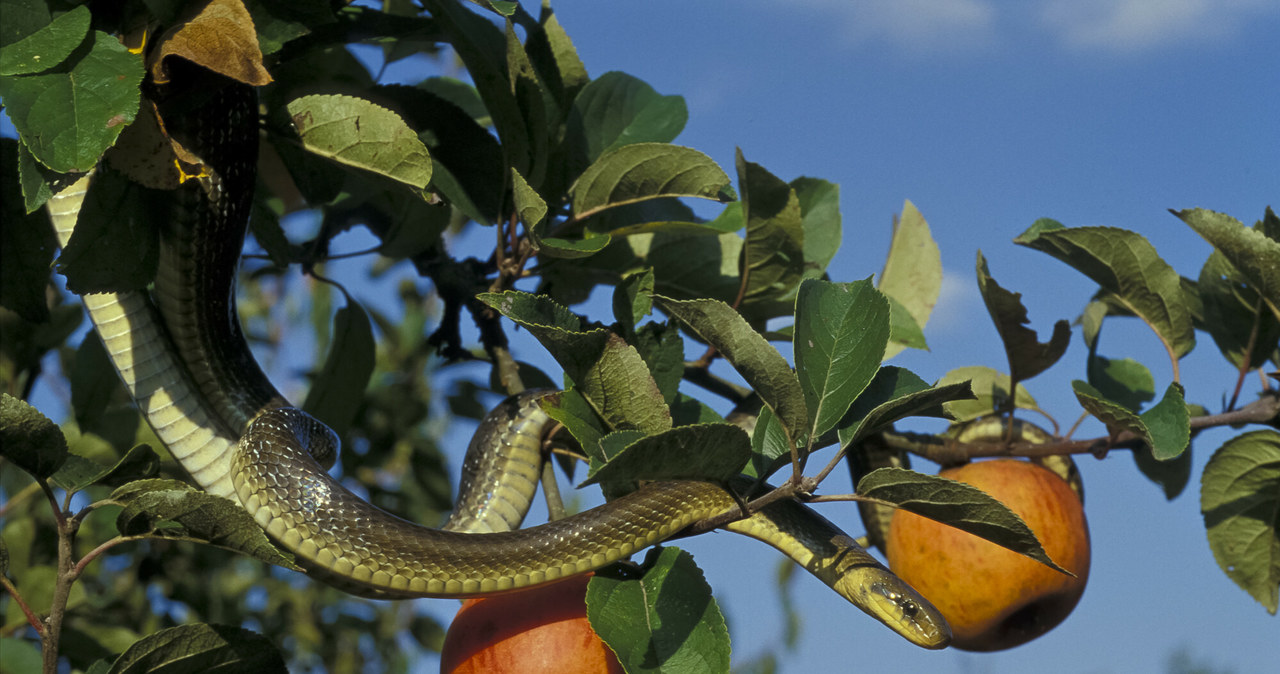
[871,581,920,617]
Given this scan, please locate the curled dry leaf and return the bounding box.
[149,0,272,86]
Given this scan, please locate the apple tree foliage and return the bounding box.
[1,1,1277,672]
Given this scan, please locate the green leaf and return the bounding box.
[510,167,547,230]
[1198,248,1280,370]
[480,292,671,434]
[584,423,750,486]
[51,444,160,494]
[425,0,530,178]
[837,369,973,450]
[1200,430,1280,614]
[1086,354,1155,412]
[1176,208,1280,321]
[748,405,791,478]
[879,200,941,358]
[1072,381,1189,460]
[938,366,1039,422]
[107,624,287,674]
[655,295,807,444]
[1133,442,1192,501]
[0,638,40,674]
[524,10,588,107]
[0,4,89,75]
[540,389,606,458]
[70,332,118,432]
[0,31,143,172]
[587,547,730,674]
[612,268,655,331]
[503,21,552,186]
[885,295,929,352]
[793,279,890,438]
[57,168,160,293]
[1141,383,1191,461]
[976,250,1071,382]
[0,393,67,479]
[632,322,683,404]
[302,297,375,440]
[571,143,733,219]
[858,467,1071,574]
[792,177,842,281]
[287,94,432,190]
[567,71,687,169]
[112,480,300,571]
[0,139,57,321]
[1015,221,1195,360]
[737,151,805,319]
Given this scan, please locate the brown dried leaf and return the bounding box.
[149,0,272,86]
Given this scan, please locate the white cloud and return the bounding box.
[1040,0,1279,52]
[793,0,999,54]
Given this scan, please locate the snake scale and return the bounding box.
[46,71,950,649]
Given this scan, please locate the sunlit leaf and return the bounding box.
[1072,381,1189,460]
[481,291,670,434]
[567,71,687,168]
[1015,220,1195,360]
[0,31,143,172]
[1176,208,1280,321]
[1200,430,1280,614]
[571,143,733,219]
[0,4,89,75]
[794,279,890,438]
[880,200,941,358]
[656,295,807,444]
[938,366,1039,422]
[287,94,432,190]
[587,547,730,674]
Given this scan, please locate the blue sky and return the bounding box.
[428,2,1276,672]
[9,1,1277,672]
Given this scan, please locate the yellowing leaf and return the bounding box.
[880,200,941,359]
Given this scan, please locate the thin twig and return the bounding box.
[0,576,44,638]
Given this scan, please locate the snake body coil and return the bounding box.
[48,74,950,648]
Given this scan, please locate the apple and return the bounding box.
[440,574,624,674]
[886,459,1090,651]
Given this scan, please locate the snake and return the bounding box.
[45,72,950,649]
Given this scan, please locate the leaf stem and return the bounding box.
[0,576,44,638]
[1227,296,1264,412]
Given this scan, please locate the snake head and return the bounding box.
[867,579,952,649]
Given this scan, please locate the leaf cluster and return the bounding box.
[1,0,1277,672]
